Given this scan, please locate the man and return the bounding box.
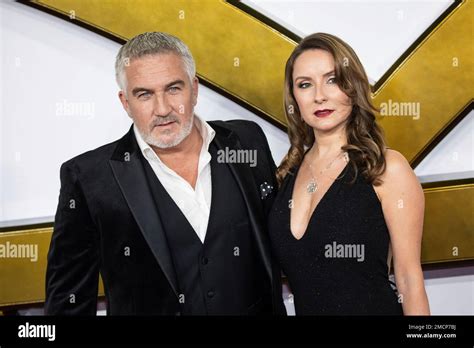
[45,32,286,315]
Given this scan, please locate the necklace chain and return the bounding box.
[306,151,349,194]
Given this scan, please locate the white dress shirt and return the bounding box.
[133,115,216,243]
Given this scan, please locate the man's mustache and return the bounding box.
[150,115,180,129]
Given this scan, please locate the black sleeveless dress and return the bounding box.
[268,162,403,315]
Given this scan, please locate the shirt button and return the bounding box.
[207,290,215,298]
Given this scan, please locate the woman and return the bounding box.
[268,33,430,315]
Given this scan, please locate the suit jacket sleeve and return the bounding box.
[245,122,287,315]
[45,160,100,315]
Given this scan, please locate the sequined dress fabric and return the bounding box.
[268,163,403,315]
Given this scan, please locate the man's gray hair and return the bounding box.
[115,32,196,90]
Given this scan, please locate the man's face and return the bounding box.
[119,53,198,149]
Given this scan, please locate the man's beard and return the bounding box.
[139,113,194,149]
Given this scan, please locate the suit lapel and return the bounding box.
[108,126,179,297]
[212,130,273,282]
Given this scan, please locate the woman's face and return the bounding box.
[292,49,352,135]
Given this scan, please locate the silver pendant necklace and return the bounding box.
[306,151,349,194]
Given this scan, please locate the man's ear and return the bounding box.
[118,91,132,119]
[192,76,199,106]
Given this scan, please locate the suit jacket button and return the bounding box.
[175,311,181,316]
[202,257,209,265]
[207,290,215,298]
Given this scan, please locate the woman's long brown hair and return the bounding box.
[276,33,387,186]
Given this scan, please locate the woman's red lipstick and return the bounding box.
[314,109,334,118]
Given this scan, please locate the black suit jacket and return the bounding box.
[45,120,286,315]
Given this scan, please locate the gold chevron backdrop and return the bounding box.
[0,0,472,308]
